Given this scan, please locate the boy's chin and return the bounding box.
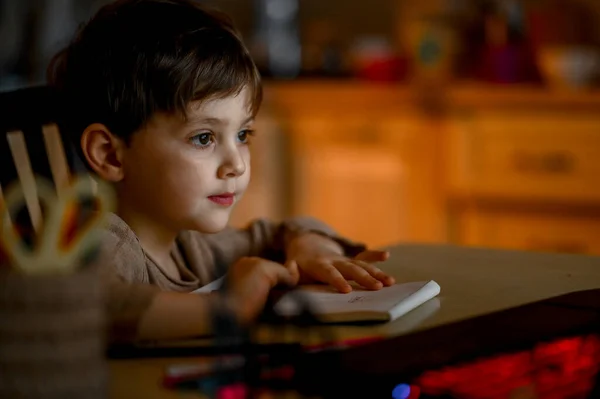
[190,215,231,234]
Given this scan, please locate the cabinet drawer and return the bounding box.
[459,210,600,255]
[447,114,600,202]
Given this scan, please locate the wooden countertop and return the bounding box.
[109,244,600,398]
[372,244,600,333]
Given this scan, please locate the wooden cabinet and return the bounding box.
[446,105,600,255]
[458,209,600,255]
[235,82,600,255]
[246,83,450,248]
[285,113,448,248]
[288,117,408,248]
[379,117,447,244]
[447,111,600,203]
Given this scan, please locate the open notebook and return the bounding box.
[193,278,441,323]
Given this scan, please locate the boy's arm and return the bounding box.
[185,216,367,272]
[136,290,212,340]
[100,266,165,342]
[104,256,299,342]
[183,216,394,292]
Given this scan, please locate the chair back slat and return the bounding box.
[0,129,21,191]
[42,123,72,199]
[0,184,5,212]
[0,86,83,235]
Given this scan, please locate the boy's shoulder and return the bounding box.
[99,213,148,283]
[99,213,220,285]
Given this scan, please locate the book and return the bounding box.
[193,276,225,294]
[193,278,441,324]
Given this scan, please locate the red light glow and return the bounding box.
[415,335,600,399]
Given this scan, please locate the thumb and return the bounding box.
[284,259,300,286]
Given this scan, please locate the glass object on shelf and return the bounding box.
[252,0,301,79]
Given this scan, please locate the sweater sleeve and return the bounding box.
[180,216,367,280]
[100,267,160,343]
[98,213,161,343]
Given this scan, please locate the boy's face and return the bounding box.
[117,88,253,234]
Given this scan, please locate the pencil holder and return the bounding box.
[0,266,107,399]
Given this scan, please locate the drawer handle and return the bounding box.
[513,151,576,174]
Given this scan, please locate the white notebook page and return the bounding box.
[274,281,440,320]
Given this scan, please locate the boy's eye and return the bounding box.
[237,129,254,144]
[190,133,213,148]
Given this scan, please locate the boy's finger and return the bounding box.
[354,250,390,263]
[311,262,352,293]
[336,261,382,290]
[284,259,300,285]
[273,260,299,287]
[255,259,298,288]
[353,260,395,286]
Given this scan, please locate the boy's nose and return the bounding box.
[218,148,246,179]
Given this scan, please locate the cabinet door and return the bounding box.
[290,117,408,248]
[459,209,600,255]
[380,117,447,243]
[298,145,406,248]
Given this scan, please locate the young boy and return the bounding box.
[47,0,395,342]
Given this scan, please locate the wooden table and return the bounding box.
[110,244,600,398]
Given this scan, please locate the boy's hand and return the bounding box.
[286,233,395,293]
[225,257,299,324]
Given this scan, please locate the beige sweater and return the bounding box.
[100,213,365,340]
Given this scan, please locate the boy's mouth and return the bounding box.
[207,193,235,206]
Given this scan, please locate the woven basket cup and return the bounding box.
[0,266,107,399]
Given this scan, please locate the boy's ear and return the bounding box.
[80,123,126,182]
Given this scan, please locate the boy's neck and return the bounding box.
[117,204,178,264]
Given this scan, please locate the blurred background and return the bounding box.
[1,0,600,254]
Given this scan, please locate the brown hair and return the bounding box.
[48,0,262,145]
